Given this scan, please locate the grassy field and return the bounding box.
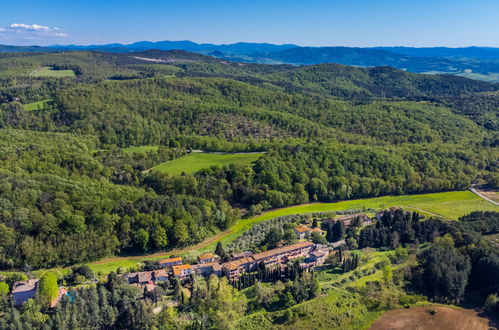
[23,99,53,111]
[151,152,264,175]
[32,66,75,78]
[122,145,159,153]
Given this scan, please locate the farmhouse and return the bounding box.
[173,264,192,278]
[327,213,372,227]
[192,262,223,277]
[12,279,39,306]
[294,225,311,239]
[126,269,168,284]
[197,253,220,264]
[159,257,183,268]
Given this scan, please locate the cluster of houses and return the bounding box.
[121,241,330,292]
[8,212,373,306]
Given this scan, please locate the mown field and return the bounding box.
[22,99,52,111]
[150,152,264,175]
[31,66,75,77]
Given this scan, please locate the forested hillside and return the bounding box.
[0,50,498,269]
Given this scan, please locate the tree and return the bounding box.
[38,272,58,307]
[417,236,471,303]
[311,232,327,245]
[312,218,318,228]
[152,226,168,249]
[134,228,149,252]
[382,265,392,285]
[264,228,283,249]
[173,220,189,246]
[332,221,346,242]
[215,241,227,260]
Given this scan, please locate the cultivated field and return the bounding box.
[23,99,52,111]
[369,306,491,330]
[151,152,264,175]
[31,66,76,77]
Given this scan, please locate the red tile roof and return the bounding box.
[294,225,310,233]
[160,257,182,264]
[173,264,191,276]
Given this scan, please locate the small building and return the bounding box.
[192,262,223,277]
[126,269,169,284]
[152,269,169,282]
[327,213,372,228]
[12,279,39,306]
[126,271,153,285]
[197,253,220,264]
[294,225,311,239]
[173,264,192,278]
[159,257,183,268]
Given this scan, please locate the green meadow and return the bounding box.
[23,99,53,111]
[32,66,76,78]
[151,152,264,175]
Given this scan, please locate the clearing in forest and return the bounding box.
[31,66,75,77]
[150,152,264,175]
[23,99,53,111]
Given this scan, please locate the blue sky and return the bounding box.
[1,0,498,47]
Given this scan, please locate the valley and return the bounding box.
[0,48,498,329]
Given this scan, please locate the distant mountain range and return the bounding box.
[2,41,499,81]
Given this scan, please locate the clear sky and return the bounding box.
[1,0,498,47]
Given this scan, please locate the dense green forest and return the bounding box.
[0,50,498,270]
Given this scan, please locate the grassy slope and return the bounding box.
[23,99,52,111]
[32,66,75,77]
[151,152,264,175]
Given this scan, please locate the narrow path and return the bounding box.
[469,187,499,206]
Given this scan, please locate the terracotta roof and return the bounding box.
[153,269,168,278]
[222,256,256,271]
[198,253,217,260]
[173,264,191,276]
[252,241,315,261]
[12,279,39,293]
[159,257,182,264]
[311,228,325,233]
[294,225,310,233]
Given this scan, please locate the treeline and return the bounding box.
[146,143,495,210]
